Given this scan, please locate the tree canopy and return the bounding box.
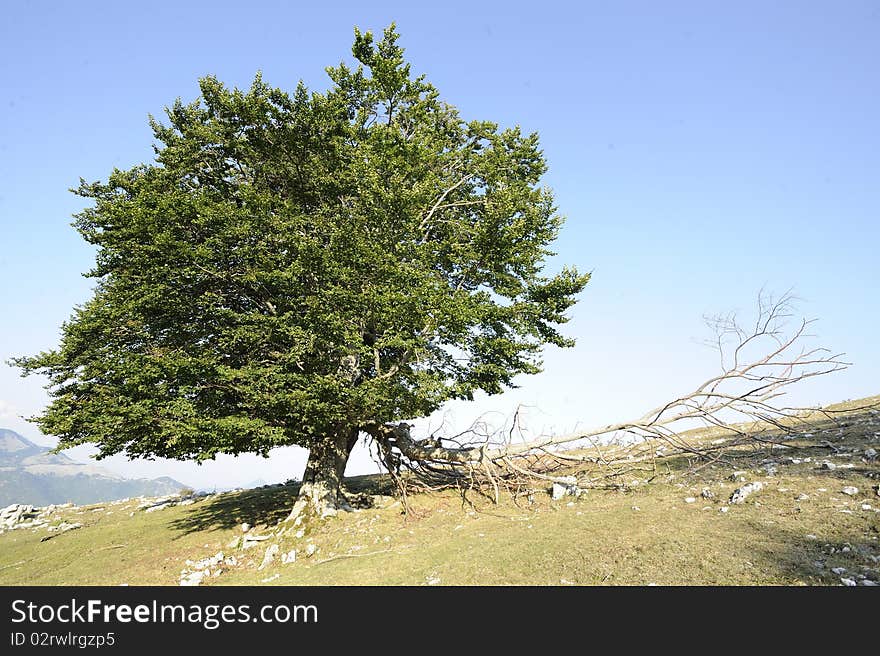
[14,25,588,511]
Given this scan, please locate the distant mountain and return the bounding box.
[0,428,190,506]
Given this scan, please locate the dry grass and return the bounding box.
[1,396,878,586]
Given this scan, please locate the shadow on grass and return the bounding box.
[745,523,880,586]
[170,474,395,535]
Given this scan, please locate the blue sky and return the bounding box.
[1,1,878,489]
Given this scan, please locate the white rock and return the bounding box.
[260,574,280,583]
[840,578,857,587]
[684,497,696,504]
[862,504,874,511]
[550,481,581,500]
[243,534,272,544]
[860,580,879,586]
[281,550,297,564]
[179,570,206,586]
[796,494,810,501]
[729,482,764,504]
[241,523,251,533]
[305,543,317,557]
[258,544,280,570]
[841,486,859,496]
[831,567,847,575]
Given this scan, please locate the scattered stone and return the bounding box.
[729,471,748,482]
[762,464,778,476]
[684,497,696,504]
[281,550,296,564]
[831,567,847,575]
[242,534,271,549]
[796,494,810,501]
[700,488,714,499]
[861,580,879,586]
[226,536,241,549]
[179,570,206,586]
[840,578,857,587]
[550,479,583,500]
[729,482,764,505]
[144,503,171,513]
[841,486,859,496]
[258,544,279,570]
[719,507,729,513]
[305,543,317,557]
[241,523,251,533]
[260,574,280,583]
[820,462,837,471]
[805,534,818,540]
[861,504,874,511]
[864,448,877,460]
[425,576,441,586]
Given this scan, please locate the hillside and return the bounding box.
[0,429,189,506]
[0,396,878,586]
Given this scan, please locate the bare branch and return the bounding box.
[363,292,852,497]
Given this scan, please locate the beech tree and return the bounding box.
[13,25,590,518]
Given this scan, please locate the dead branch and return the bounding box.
[363,290,851,498]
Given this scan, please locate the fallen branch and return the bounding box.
[364,290,851,496]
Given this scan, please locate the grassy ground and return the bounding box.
[1,396,878,586]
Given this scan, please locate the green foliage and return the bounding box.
[13,25,589,461]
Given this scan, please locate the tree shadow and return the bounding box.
[743,523,880,586]
[169,474,396,535]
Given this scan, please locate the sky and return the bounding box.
[1,1,878,490]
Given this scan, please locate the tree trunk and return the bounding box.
[287,426,359,522]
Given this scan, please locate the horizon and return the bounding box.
[2,1,878,490]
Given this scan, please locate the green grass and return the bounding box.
[2,396,878,586]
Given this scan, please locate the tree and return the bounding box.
[12,25,590,519]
